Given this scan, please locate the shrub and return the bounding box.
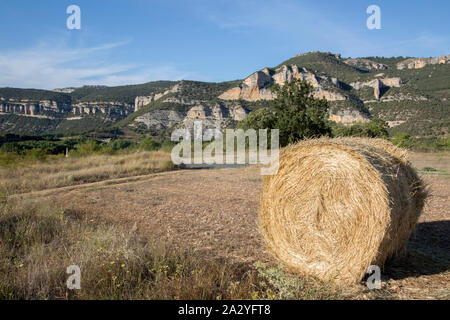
[432,137,450,150]
[333,118,389,139]
[73,140,102,156]
[391,133,414,148]
[23,148,47,162]
[108,139,133,152]
[138,138,161,151]
[0,152,20,166]
[160,140,177,153]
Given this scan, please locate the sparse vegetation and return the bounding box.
[253,263,339,300]
[0,134,180,196]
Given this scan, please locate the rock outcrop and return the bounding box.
[396,55,450,69]
[132,102,248,134]
[350,77,402,100]
[329,109,371,125]
[163,97,202,105]
[71,102,134,116]
[52,88,76,94]
[134,84,182,112]
[219,65,346,102]
[219,69,274,101]
[344,58,388,70]
[133,109,185,132]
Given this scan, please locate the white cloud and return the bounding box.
[0,40,192,89]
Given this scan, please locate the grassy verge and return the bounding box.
[0,198,340,300]
[0,151,175,195]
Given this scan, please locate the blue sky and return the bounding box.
[0,0,448,89]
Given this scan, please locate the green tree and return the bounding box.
[366,118,389,138]
[270,78,331,146]
[237,108,275,131]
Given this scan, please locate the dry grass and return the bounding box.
[0,198,341,300]
[0,151,175,195]
[0,149,341,300]
[260,138,428,285]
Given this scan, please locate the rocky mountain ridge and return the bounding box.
[219,64,404,102]
[219,65,348,102]
[0,52,448,139]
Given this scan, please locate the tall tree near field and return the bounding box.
[271,78,331,146]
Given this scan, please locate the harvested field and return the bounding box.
[11,152,449,300]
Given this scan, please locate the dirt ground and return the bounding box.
[20,154,449,300]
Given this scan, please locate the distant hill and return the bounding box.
[70,81,176,104]
[0,88,72,104]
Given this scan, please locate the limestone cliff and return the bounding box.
[396,55,450,69]
[343,58,388,70]
[217,64,379,125]
[329,109,371,125]
[0,98,134,119]
[134,84,181,112]
[131,102,248,134]
[219,65,347,102]
[350,77,402,100]
[71,101,134,116]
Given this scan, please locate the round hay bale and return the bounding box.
[259,137,427,285]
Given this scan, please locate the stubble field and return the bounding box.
[1,151,449,299]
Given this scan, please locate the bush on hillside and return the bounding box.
[332,118,389,139]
